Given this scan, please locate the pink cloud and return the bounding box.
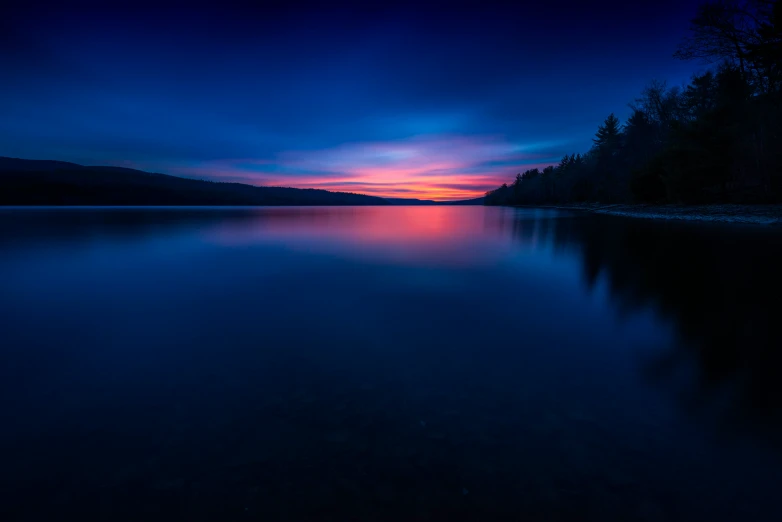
[159,135,561,201]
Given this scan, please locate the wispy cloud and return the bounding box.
[165,135,563,200]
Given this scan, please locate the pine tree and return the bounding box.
[593,113,622,152]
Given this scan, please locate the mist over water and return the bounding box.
[1,206,780,521]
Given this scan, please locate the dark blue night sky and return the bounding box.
[1,1,703,199]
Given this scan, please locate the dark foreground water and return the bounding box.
[1,206,781,521]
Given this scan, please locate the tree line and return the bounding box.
[486,0,782,206]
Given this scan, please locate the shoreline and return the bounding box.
[527,203,782,225]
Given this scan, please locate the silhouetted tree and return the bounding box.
[485,0,782,206]
[593,113,623,153]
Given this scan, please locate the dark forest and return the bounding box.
[486,0,782,206]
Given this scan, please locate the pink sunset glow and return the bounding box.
[166,135,561,201]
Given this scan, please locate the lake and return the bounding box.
[1,206,781,521]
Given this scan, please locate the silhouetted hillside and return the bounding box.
[0,157,388,206]
[441,197,484,205]
[379,197,483,205]
[384,198,438,205]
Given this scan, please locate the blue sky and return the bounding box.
[1,1,703,199]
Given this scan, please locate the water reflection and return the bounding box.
[549,215,782,444]
[0,206,780,521]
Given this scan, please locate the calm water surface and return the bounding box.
[1,206,781,521]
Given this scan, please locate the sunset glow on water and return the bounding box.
[1,206,781,521]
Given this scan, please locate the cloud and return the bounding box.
[164,135,564,200]
[0,1,701,201]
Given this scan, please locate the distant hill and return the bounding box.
[441,197,485,205]
[385,197,485,205]
[384,198,438,205]
[0,157,388,206]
